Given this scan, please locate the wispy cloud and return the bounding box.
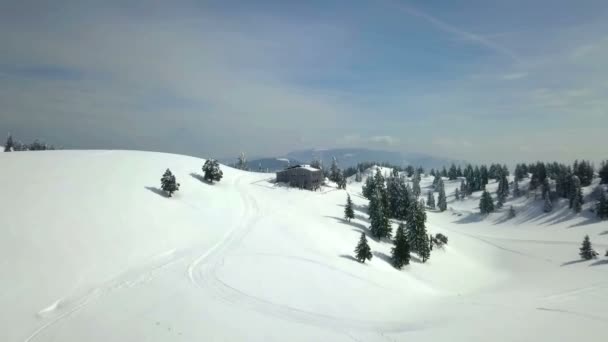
[381,0,522,64]
[501,72,528,80]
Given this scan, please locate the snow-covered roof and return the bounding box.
[282,164,322,172]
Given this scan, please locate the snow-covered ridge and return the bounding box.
[1,150,606,341]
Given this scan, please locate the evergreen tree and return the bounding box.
[508,206,516,219]
[432,174,441,189]
[406,200,430,262]
[4,134,14,152]
[480,165,489,188]
[437,180,447,212]
[596,189,608,220]
[455,188,461,200]
[579,235,598,260]
[337,171,347,189]
[513,179,521,197]
[460,179,467,197]
[236,152,248,170]
[310,159,322,170]
[479,191,495,214]
[396,181,412,221]
[354,233,372,263]
[441,166,448,178]
[429,168,436,177]
[362,173,376,199]
[405,165,415,177]
[330,157,340,182]
[599,161,608,184]
[160,169,180,197]
[412,169,421,198]
[570,175,584,213]
[203,159,224,183]
[448,164,458,180]
[355,169,362,182]
[456,165,463,177]
[426,191,436,209]
[344,194,355,222]
[369,190,391,239]
[391,223,411,269]
[543,195,553,213]
[542,177,551,200]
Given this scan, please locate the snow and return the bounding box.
[1,150,607,341]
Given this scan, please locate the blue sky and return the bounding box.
[1,0,607,163]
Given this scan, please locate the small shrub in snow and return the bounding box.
[160,169,180,197]
[579,235,598,260]
[354,233,372,263]
[435,233,448,246]
[203,159,223,183]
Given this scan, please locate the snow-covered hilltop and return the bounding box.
[1,150,607,342]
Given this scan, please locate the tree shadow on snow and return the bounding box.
[590,259,608,267]
[339,254,360,263]
[145,186,169,198]
[372,251,393,265]
[190,173,211,184]
[560,259,588,267]
[599,230,608,236]
[323,216,369,235]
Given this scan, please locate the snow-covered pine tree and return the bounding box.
[310,159,322,170]
[355,168,362,182]
[513,179,521,197]
[330,157,340,182]
[160,169,180,197]
[454,188,461,200]
[412,169,421,198]
[236,152,248,170]
[369,190,391,239]
[579,235,598,260]
[448,164,458,180]
[4,134,14,152]
[596,189,608,220]
[508,206,516,219]
[344,194,355,222]
[542,177,550,200]
[396,180,411,221]
[460,179,467,197]
[406,199,430,262]
[570,175,584,213]
[391,223,410,269]
[543,195,553,213]
[599,161,608,184]
[362,173,376,199]
[480,165,489,189]
[426,191,436,209]
[354,233,372,263]
[479,190,494,214]
[437,179,447,212]
[432,174,441,189]
[203,159,224,183]
[337,171,347,189]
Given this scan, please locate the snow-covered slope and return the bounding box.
[1,151,607,342]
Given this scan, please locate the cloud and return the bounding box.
[337,135,400,147]
[381,0,522,63]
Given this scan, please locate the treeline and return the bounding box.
[4,134,57,151]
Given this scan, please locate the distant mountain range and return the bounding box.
[224,148,461,172]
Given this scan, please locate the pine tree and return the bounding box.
[203,159,224,183]
[437,179,447,212]
[579,235,598,260]
[570,176,584,213]
[448,164,458,180]
[543,195,553,213]
[457,165,463,177]
[460,180,467,197]
[330,157,340,182]
[513,179,521,197]
[508,206,516,219]
[236,152,248,170]
[310,159,322,170]
[4,134,14,152]
[406,200,430,262]
[455,188,461,200]
[426,191,436,209]
[479,191,494,214]
[542,177,550,200]
[396,180,412,221]
[596,189,608,220]
[369,190,391,239]
[599,161,608,184]
[391,223,410,269]
[430,169,436,177]
[337,171,347,189]
[412,169,421,198]
[362,174,376,199]
[354,233,372,263]
[355,169,362,182]
[344,194,355,222]
[160,169,180,197]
